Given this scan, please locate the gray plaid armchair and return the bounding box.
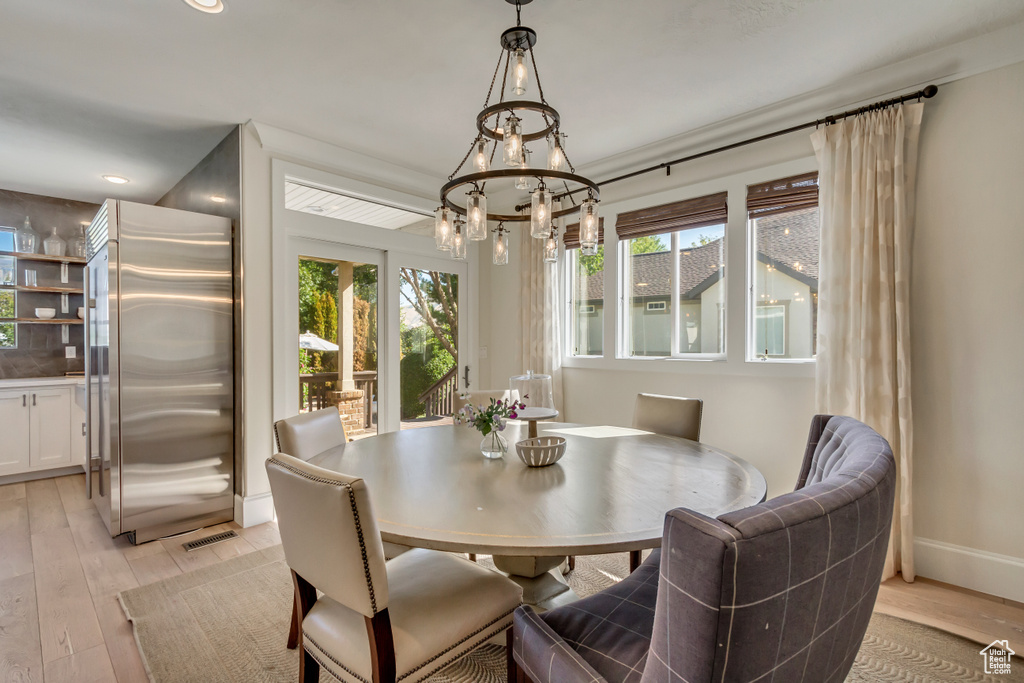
[511,415,896,683]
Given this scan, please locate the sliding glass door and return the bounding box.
[397,267,460,430]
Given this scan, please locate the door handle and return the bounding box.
[462,365,471,389]
[32,393,36,407]
[22,394,26,407]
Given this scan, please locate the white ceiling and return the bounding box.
[2,0,1023,205]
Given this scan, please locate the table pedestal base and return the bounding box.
[493,555,577,611]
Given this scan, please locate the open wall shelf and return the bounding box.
[0,250,86,265]
[4,318,84,325]
[0,285,84,294]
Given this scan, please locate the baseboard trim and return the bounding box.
[234,492,275,528]
[914,537,1024,603]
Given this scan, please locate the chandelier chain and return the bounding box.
[447,136,480,182]
[527,45,577,174]
[483,46,505,110]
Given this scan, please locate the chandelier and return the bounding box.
[436,0,601,265]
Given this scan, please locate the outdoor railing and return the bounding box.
[300,370,378,428]
[417,367,458,417]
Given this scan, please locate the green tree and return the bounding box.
[399,268,458,361]
[578,235,668,276]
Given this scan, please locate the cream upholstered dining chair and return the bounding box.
[274,407,409,650]
[267,453,523,683]
[632,393,703,442]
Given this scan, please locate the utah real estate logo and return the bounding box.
[979,640,1014,675]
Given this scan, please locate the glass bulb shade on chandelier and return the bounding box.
[531,185,552,238]
[438,0,600,264]
[451,222,468,261]
[579,197,599,248]
[434,206,453,250]
[543,231,558,263]
[493,227,509,265]
[467,191,488,240]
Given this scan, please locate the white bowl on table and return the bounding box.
[35,308,56,319]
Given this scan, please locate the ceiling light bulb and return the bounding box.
[183,0,225,13]
[548,133,566,172]
[435,207,453,250]
[103,175,129,184]
[543,232,558,263]
[210,195,226,203]
[511,49,528,96]
[515,148,533,191]
[531,186,552,239]
[493,229,509,266]
[467,190,487,241]
[473,138,489,173]
[503,115,522,167]
[450,223,467,261]
[579,198,599,249]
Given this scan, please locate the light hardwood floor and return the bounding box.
[0,474,280,683]
[1,473,1021,682]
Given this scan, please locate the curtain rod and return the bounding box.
[521,84,938,210]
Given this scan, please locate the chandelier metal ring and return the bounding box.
[441,169,599,223]
[476,100,560,143]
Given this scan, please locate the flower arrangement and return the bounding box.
[454,394,527,435]
[455,393,528,458]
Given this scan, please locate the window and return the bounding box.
[747,172,819,361]
[616,191,727,358]
[565,219,604,356]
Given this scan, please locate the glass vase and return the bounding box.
[43,227,66,257]
[480,431,508,459]
[15,217,38,254]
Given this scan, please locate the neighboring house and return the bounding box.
[573,208,818,357]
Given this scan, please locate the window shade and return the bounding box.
[563,218,604,250]
[747,172,818,218]
[615,191,728,240]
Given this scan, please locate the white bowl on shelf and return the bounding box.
[77,307,85,319]
[35,308,56,319]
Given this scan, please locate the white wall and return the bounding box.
[910,60,1024,598]
[478,61,1024,598]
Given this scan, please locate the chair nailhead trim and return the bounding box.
[304,633,371,683]
[269,456,379,613]
[397,606,518,681]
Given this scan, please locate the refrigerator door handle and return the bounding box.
[84,265,92,500]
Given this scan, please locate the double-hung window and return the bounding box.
[747,172,819,361]
[616,191,727,358]
[565,218,604,357]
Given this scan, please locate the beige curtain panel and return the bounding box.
[811,102,924,582]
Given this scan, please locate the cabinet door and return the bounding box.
[0,390,31,475]
[71,385,88,466]
[29,388,72,469]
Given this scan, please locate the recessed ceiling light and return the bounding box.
[103,175,129,184]
[210,195,226,203]
[183,0,224,13]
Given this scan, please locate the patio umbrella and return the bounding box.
[299,331,339,351]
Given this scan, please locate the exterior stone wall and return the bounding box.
[330,389,365,436]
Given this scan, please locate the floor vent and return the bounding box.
[183,530,238,552]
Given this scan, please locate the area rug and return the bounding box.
[119,546,1023,682]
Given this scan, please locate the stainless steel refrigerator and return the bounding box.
[85,200,234,544]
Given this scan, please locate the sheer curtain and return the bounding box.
[811,102,924,581]
[519,215,564,412]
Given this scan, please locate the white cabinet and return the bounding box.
[0,391,32,474]
[0,383,78,478]
[30,389,72,469]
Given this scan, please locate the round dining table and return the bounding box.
[310,421,767,609]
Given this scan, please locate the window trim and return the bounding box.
[618,227,727,361]
[561,156,816,378]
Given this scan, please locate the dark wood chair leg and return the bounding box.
[468,553,477,562]
[287,599,300,649]
[567,555,575,572]
[629,550,642,573]
[507,627,533,683]
[299,648,320,683]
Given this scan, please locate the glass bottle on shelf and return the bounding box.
[43,227,66,257]
[15,217,38,254]
[67,225,87,258]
